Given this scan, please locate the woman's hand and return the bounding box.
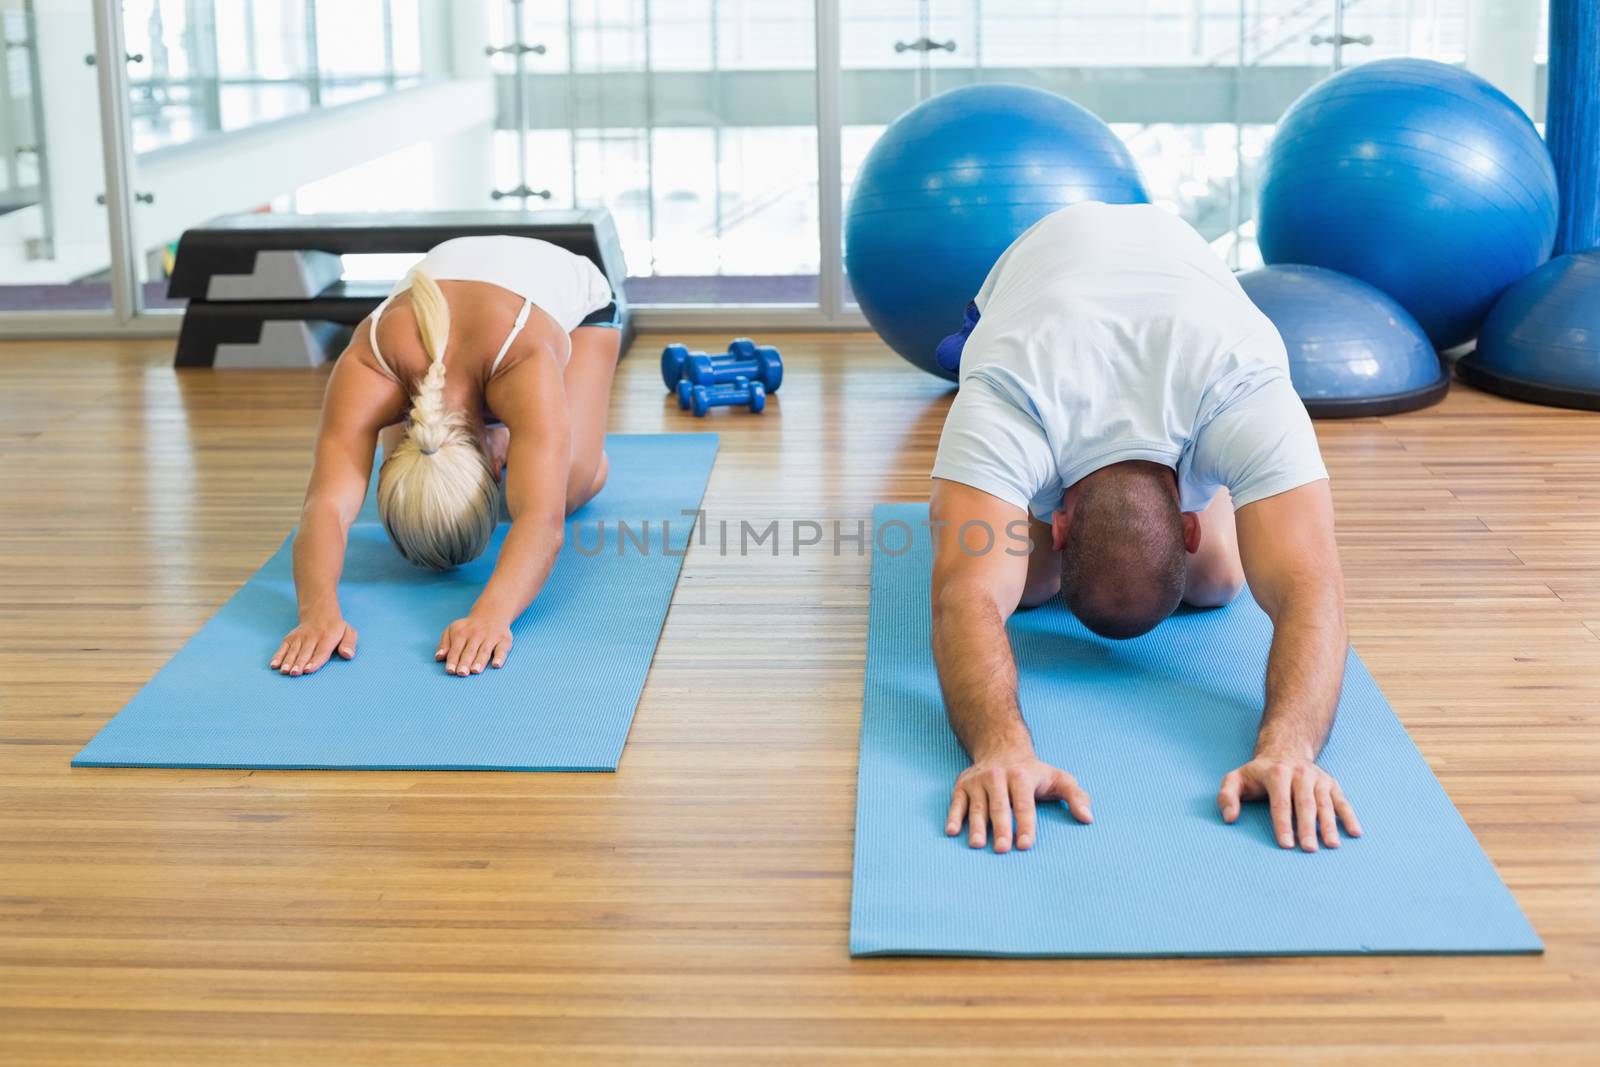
[270,616,358,676]
[436,613,513,676]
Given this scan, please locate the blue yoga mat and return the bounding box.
[851,503,1540,958]
[73,434,718,772]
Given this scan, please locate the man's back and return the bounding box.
[936,203,1322,517]
[965,201,1285,412]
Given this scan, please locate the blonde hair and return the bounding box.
[376,269,501,570]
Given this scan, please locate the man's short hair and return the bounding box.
[1060,464,1186,639]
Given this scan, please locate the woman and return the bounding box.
[268,236,623,680]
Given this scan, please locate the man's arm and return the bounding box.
[1219,479,1362,850]
[930,478,1093,853]
[434,345,571,676]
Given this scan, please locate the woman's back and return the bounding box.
[361,236,616,402]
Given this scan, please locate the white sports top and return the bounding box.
[367,235,615,382]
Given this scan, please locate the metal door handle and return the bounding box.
[895,38,956,54]
[486,42,547,56]
[1310,33,1374,47]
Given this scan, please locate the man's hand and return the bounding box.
[270,615,357,676]
[1218,755,1361,852]
[946,750,1093,853]
[436,614,513,676]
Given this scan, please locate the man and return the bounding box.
[929,202,1361,856]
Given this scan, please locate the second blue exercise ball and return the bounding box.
[1456,250,1600,411]
[1257,58,1558,350]
[1237,264,1448,417]
[846,83,1149,381]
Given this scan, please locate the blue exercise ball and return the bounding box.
[1456,250,1600,411]
[1258,58,1558,351]
[1237,264,1448,417]
[846,83,1149,381]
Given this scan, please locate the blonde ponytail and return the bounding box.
[376,269,502,570]
[404,270,451,453]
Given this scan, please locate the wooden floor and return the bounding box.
[2,334,1598,1065]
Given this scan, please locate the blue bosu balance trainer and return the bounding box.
[1237,264,1448,418]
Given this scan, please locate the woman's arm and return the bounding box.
[435,344,571,676]
[271,335,405,675]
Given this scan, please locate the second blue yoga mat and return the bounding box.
[851,503,1540,957]
[73,433,717,772]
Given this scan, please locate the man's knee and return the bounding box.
[1017,572,1061,611]
[1184,567,1245,609]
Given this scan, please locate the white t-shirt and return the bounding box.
[932,203,1327,518]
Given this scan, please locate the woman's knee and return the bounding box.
[564,450,607,515]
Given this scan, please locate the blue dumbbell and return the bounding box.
[677,377,727,410]
[678,372,773,411]
[661,343,694,390]
[689,379,766,417]
[684,339,783,393]
[661,339,783,392]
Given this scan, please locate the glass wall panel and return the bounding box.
[837,1,1352,297]
[1374,0,1547,124]
[489,0,821,306]
[97,0,840,320]
[314,0,394,106]
[109,1,809,315]
[123,0,233,151]
[126,0,435,154]
[1342,0,1469,66]
[211,0,315,135]
[0,0,114,314]
[1,0,1556,328]
[122,0,460,314]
